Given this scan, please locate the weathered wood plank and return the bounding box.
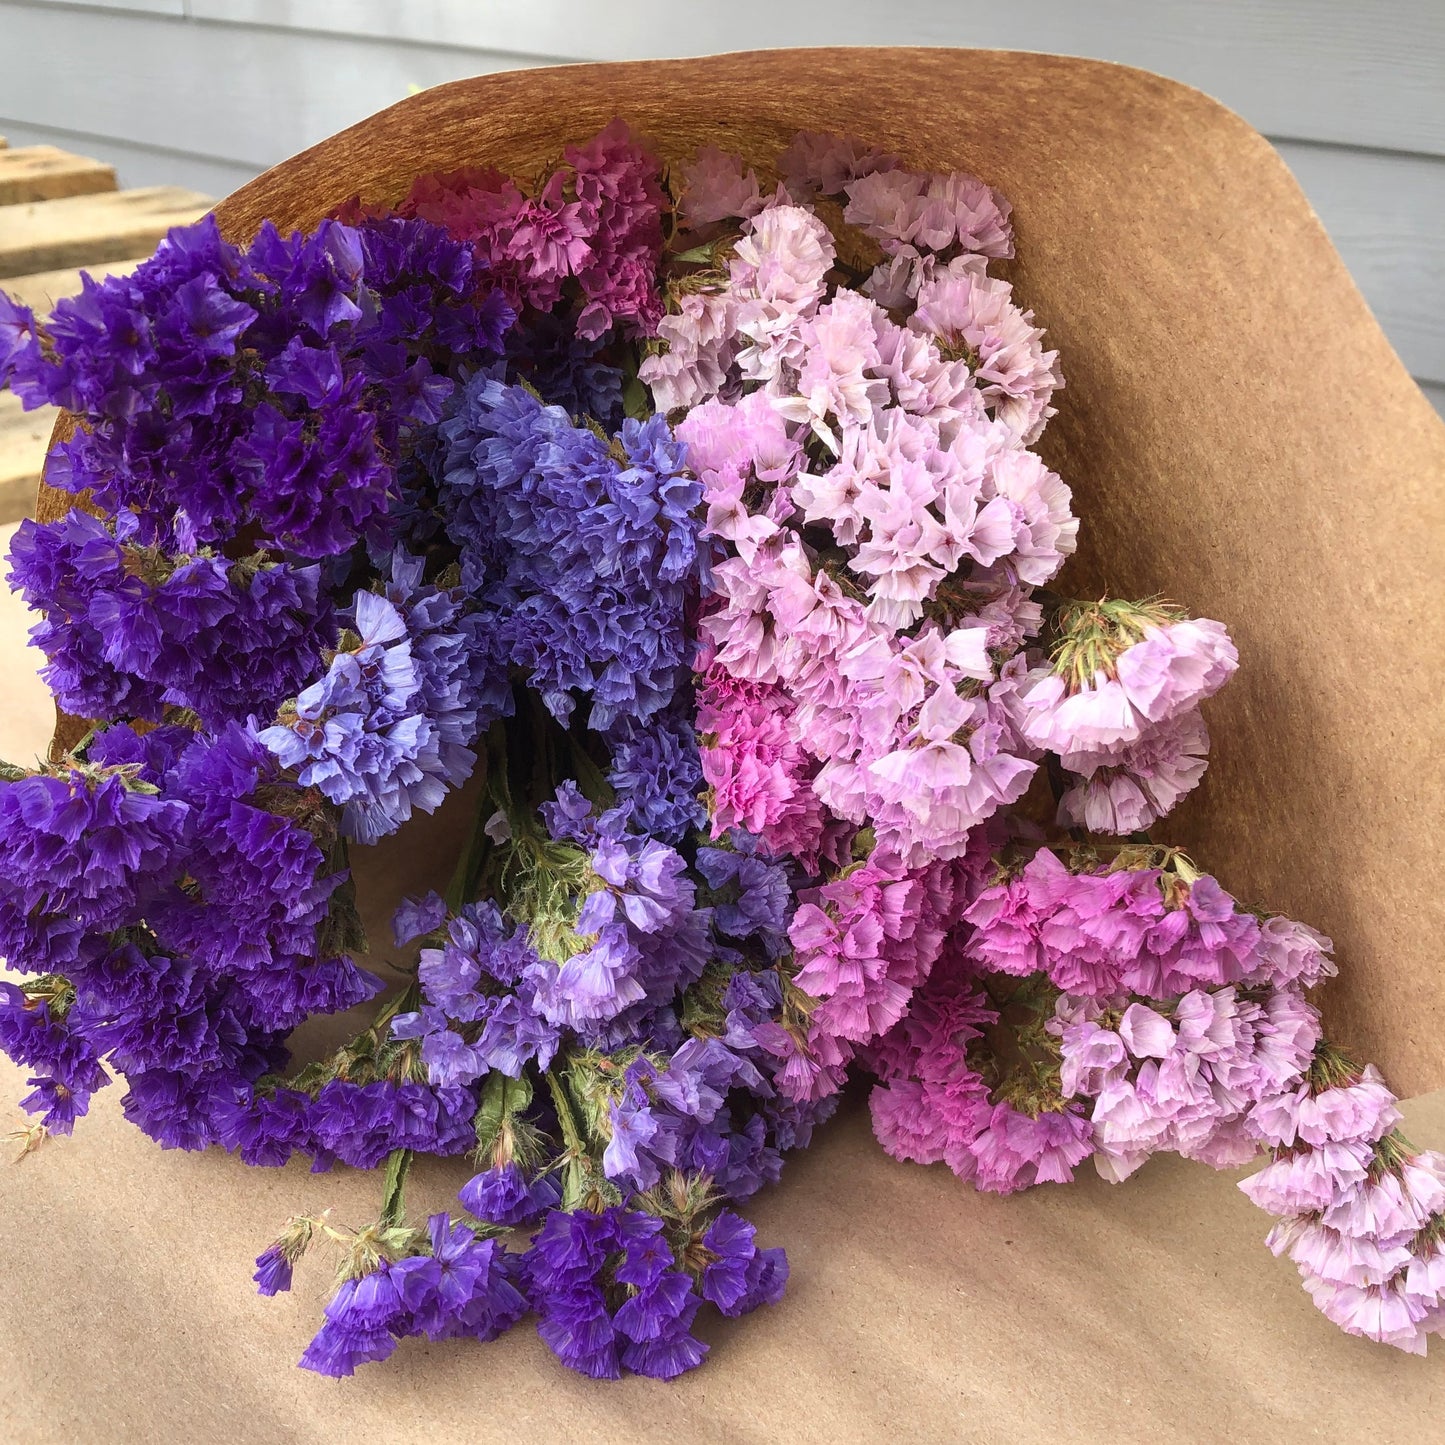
[183,0,1445,155]
[0,394,57,526]
[0,125,261,201]
[0,146,117,206]
[1,256,151,315]
[0,187,211,278]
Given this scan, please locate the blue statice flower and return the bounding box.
[5,510,336,728]
[258,560,490,843]
[604,702,706,845]
[438,378,702,729]
[696,844,794,959]
[505,312,626,430]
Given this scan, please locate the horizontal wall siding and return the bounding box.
[184,0,1445,155]
[1,0,1442,403]
[0,5,546,170]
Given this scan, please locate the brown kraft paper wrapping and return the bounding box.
[5,48,1443,1442]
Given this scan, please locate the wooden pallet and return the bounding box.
[1,256,152,315]
[0,145,213,522]
[0,146,117,206]
[0,186,212,278]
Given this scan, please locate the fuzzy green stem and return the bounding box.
[379,1147,413,1228]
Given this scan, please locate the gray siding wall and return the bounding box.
[3,0,1442,415]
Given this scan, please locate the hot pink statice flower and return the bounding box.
[392,120,665,337]
[864,951,1092,1192]
[964,848,1329,1000]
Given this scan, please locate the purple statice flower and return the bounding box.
[298,1267,406,1377]
[438,378,702,730]
[7,212,511,559]
[459,1162,560,1227]
[0,982,111,1134]
[6,511,336,728]
[252,1244,295,1297]
[388,1214,528,1343]
[697,1210,790,1316]
[259,565,486,843]
[525,1202,786,1380]
[145,725,374,1029]
[306,1078,477,1170]
[505,312,626,431]
[597,1036,774,1199]
[0,761,186,932]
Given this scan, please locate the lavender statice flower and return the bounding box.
[521,820,711,1038]
[258,564,486,843]
[400,900,561,1079]
[1239,1050,1445,1354]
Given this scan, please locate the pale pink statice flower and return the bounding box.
[779,130,900,199]
[869,308,982,434]
[1018,613,1238,754]
[844,167,1014,260]
[678,392,803,563]
[1049,982,1321,1183]
[1240,1054,1445,1353]
[773,290,890,449]
[729,202,835,388]
[639,290,738,413]
[678,145,763,225]
[1058,707,1211,834]
[911,259,1062,444]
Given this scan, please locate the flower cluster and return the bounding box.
[0,121,1426,1381]
[1240,1050,1445,1353]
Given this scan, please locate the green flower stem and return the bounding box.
[379,1147,413,1228]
